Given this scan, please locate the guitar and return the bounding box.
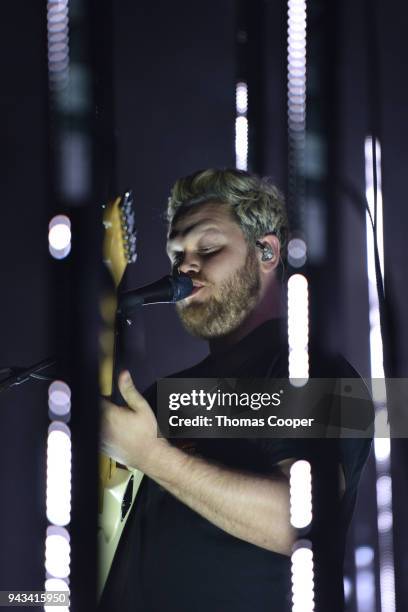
[98,191,144,599]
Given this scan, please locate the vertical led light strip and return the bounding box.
[45,386,72,611]
[287,0,307,242]
[287,0,309,384]
[235,81,248,170]
[46,2,72,608]
[47,0,72,262]
[287,0,307,140]
[287,4,313,609]
[47,0,70,94]
[290,461,314,612]
[364,136,395,612]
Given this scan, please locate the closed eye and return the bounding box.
[198,247,222,257]
[170,248,222,265]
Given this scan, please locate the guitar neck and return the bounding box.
[101,190,137,403]
[110,311,129,406]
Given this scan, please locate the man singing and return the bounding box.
[100,169,371,611]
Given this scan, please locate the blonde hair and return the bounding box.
[167,168,288,256]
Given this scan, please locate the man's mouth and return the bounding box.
[187,282,207,298]
[191,285,204,296]
[190,287,202,295]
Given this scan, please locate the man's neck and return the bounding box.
[208,282,284,354]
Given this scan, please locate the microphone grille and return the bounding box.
[171,275,193,301]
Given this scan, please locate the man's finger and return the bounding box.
[118,370,146,411]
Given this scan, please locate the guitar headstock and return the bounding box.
[102,191,137,288]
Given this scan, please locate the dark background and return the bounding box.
[0,0,407,610]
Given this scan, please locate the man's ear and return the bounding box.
[255,234,281,271]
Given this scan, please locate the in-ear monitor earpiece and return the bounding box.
[256,241,274,262]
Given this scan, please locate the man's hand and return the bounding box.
[100,371,168,472]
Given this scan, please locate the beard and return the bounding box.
[176,247,261,339]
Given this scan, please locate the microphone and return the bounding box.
[118,274,193,314]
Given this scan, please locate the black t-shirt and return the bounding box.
[100,319,372,612]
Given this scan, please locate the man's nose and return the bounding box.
[178,253,201,275]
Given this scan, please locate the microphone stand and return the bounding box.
[0,276,192,396]
[0,358,56,393]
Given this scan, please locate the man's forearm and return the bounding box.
[143,442,295,556]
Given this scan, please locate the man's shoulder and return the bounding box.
[310,346,364,378]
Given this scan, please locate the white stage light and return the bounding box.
[235,81,248,170]
[355,546,376,612]
[374,435,391,463]
[48,380,71,402]
[48,215,71,259]
[47,0,70,93]
[48,380,71,417]
[290,461,312,529]
[235,116,249,171]
[236,81,248,115]
[49,215,71,249]
[45,526,71,578]
[288,237,307,267]
[378,510,393,533]
[288,274,309,384]
[46,424,72,526]
[355,546,374,568]
[376,475,392,507]
[45,578,69,591]
[356,569,376,612]
[291,542,315,612]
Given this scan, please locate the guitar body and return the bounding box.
[98,191,143,599]
[98,461,143,597]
